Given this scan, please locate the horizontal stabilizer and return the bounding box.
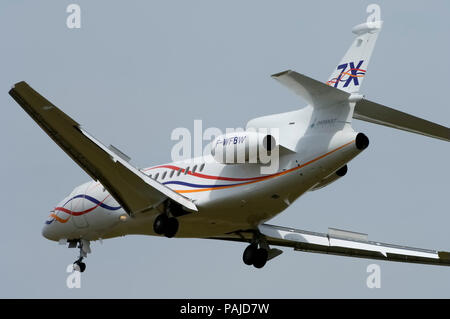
[354,99,450,142]
[271,70,349,108]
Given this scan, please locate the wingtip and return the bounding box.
[438,251,450,261]
[9,81,27,92]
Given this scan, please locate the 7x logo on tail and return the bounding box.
[327,60,365,88]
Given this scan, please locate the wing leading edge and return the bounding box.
[213,224,450,266]
[9,81,197,216]
[354,98,450,142]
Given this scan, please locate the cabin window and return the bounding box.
[161,171,167,180]
[170,170,175,178]
[184,166,189,175]
[154,173,159,180]
[177,168,183,176]
[199,163,205,172]
[192,165,197,173]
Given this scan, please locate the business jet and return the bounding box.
[10,13,449,272]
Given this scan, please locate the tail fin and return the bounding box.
[271,13,449,142]
[326,20,383,93]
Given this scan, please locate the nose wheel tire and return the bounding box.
[74,259,86,272]
[153,214,179,238]
[242,244,268,268]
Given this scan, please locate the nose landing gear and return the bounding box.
[73,257,86,273]
[69,239,90,273]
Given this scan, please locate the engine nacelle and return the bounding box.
[311,165,348,191]
[211,131,277,164]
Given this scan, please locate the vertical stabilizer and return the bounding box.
[326,20,382,93]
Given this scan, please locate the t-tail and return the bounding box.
[271,15,449,142]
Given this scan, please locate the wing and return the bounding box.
[354,98,450,142]
[213,224,450,266]
[9,81,197,216]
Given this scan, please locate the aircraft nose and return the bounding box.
[42,215,58,241]
[42,222,51,240]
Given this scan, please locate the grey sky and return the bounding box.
[1,0,449,298]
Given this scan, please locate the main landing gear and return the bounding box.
[153,213,179,238]
[243,242,269,269]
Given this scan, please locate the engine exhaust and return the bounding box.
[355,133,369,150]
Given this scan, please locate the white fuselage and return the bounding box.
[42,105,364,242]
